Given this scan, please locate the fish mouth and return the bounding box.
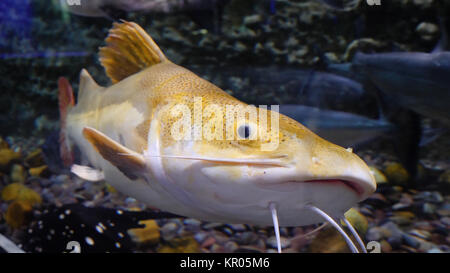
[301,179,365,197]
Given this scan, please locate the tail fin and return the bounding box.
[58,77,75,167]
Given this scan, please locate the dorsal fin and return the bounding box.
[78,69,102,100]
[99,20,168,83]
[80,69,100,91]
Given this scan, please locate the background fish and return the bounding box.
[279,104,394,148]
[189,65,377,116]
[329,51,450,180]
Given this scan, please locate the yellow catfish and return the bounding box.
[58,21,376,253]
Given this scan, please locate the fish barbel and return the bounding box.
[59,21,376,252]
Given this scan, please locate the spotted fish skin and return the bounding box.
[21,204,179,253]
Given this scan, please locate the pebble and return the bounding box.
[183,218,201,228]
[202,222,223,230]
[414,191,444,203]
[436,204,450,217]
[210,243,225,253]
[224,241,239,252]
[390,211,415,225]
[28,165,49,177]
[193,232,208,244]
[24,149,45,167]
[266,236,290,250]
[440,217,450,226]
[380,240,392,253]
[392,203,411,210]
[408,229,431,240]
[0,148,21,170]
[382,222,404,247]
[427,248,443,253]
[243,14,263,26]
[221,226,234,236]
[235,246,262,253]
[160,222,179,240]
[422,203,437,215]
[416,22,439,41]
[234,231,258,245]
[10,164,27,183]
[226,224,247,232]
[201,237,216,248]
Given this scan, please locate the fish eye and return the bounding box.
[238,123,257,140]
[238,124,251,139]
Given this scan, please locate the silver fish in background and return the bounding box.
[334,51,450,125]
[279,104,394,148]
[189,65,377,116]
[329,50,450,179]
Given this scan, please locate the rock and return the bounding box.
[201,236,216,248]
[414,191,444,203]
[440,217,450,226]
[0,137,9,149]
[28,165,49,177]
[384,162,410,185]
[366,227,386,242]
[159,237,200,253]
[380,240,392,253]
[427,248,443,253]
[309,228,351,253]
[390,211,415,225]
[184,218,201,229]
[392,203,411,210]
[381,222,404,248]
[4,200,33,229]
[412,0,434,8]
[369,166,388,185]
[160,222,179,240]
[221,226,234,236]
[342,208,368,235]
[403,233,436,252]
[436,204,450,217]
[365,193,388,206]
[266,236,290,250]
[10,164,27,183]
[202,222,223,230]
[1,182,42,206]
[210,243,225,253]
[127,220,160,245]
[226,224,247,232]
[413,221,434,231]
[408,229,431,240]
[243,14,263,26]
[422,203,437,215]
[234,246,262,253]
[224,241,239,252]
[234,231,258,245]
[416,22,439,41]
[438,170,450,185]
[24,148,45,167]
[193,232,208,244]
[0,148,21,170]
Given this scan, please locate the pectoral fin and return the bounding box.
[82,127,146,180]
